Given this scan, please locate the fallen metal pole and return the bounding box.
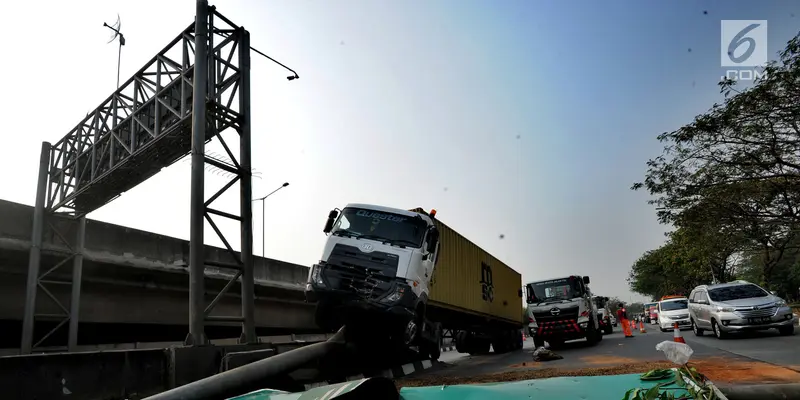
[144,328,346,400]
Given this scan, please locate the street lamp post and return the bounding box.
[253,182,289,257]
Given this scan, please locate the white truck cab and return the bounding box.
[305,204,441,352]
[524,275,601,348]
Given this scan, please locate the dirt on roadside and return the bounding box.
[690,357,800,384]
[396,357,800,388]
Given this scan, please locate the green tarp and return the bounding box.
[400,374,690,399]
[229,373,691,400]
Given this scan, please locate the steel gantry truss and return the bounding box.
[22,1,258,353]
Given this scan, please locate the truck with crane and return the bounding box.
[305,204,524,360]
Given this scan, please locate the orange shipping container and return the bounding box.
[410,208,523,325]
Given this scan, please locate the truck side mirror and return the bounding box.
[426,228,439,253]
[323,210,339,234]
[582,276,590,285]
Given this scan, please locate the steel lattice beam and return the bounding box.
[21,1,256,353]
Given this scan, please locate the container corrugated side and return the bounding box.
[410,209,522,324]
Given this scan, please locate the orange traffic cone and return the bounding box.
[673,322,686,344]
[639,320,647,333]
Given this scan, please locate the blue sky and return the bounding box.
[1,1,798,302]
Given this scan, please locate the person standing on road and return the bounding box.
[617,303,634,338]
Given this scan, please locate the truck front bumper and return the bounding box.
[305,263,417,320]
[530,318,590,341]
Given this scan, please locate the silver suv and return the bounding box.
[688,281,794,339]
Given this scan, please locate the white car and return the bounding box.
[658,297,691,331]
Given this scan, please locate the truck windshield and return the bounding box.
[593,297,606,308]
[526,277,580,304]
[331,207,427,248]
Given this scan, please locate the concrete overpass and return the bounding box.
[0,199,318,350]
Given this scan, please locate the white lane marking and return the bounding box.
[328,381,357,399]
[318,386,339,400]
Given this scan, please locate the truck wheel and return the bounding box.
[469,338,491,355]
[314,301,340,332]
[403,318,419,346]
[492,332,509,354]
[455,331,467,353]
[426,322,443,361]
[427,342,442,361]
[586,324,599,346]
[604,324,613,335]
[533,337,545,348]
[478,338,492,354]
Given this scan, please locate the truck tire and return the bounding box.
[586,324,599,346]
[427,342,441,361]
[425,322,443,361]
[533,336,545,348]
[469,337,491,355]
[455,331,467,353]
[314,301,340,333]
[492,331,510,354]
[603,323,613,335]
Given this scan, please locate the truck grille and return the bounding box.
[532,305,579,323]
[325,244,400,299]
[537,319,581,336]
[734,304,778,319]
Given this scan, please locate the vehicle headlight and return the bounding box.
[380,286,405,303]
[716,306,734,313]
[775,300,787,307]
[660,315,671,321]
[310,264,325,287]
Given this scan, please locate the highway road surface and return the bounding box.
[403,326,800,388]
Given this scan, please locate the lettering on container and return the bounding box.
[481,262,494,302]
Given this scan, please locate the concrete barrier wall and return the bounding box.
[0,337,331,400]
[0,199,310,286]
[0,348,168,400]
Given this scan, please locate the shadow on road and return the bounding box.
[692,329,789,341]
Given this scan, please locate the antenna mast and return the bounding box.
[103,15,126,89]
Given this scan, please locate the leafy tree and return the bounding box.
[632,34,800,287]
[627,230,718,300]
[627,302,645,314]
[607,296,624,315]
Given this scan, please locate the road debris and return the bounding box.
[532,346,563,362]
